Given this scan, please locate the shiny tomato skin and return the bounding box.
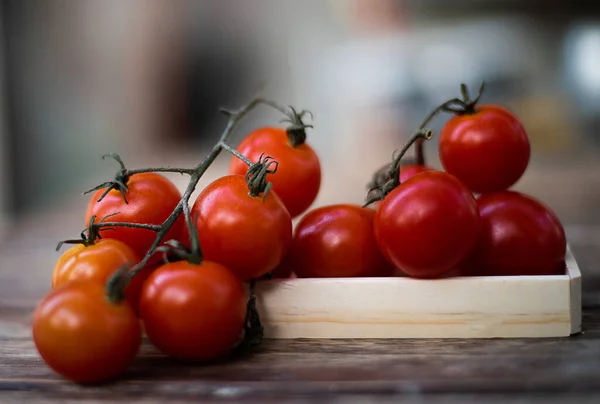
[374,171,480,278]
[229,127,321,218]
[191,175,293,281]
[463,191,566,276]
[32,281,142,384]
[439,105,530,194]
[52,239,148,312]
[139,260,246,361]
[85,173,184,265]
[290,204,395,278]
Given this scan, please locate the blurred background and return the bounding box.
[1,0,600,249]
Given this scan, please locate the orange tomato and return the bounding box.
[52,239,150,312]
[32,281,142,383]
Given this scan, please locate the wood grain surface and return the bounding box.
[1,157,600,403]
[254,252,579,339]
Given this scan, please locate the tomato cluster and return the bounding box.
[31,104,317,383]
[31,85,567,384]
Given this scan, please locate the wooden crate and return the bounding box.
[255,245,582,339]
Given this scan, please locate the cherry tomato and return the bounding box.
[139,260,246,361]
[191,174,293,281]
[439,105,530,194]
[399,164,431,183]
[85,173,184,264]
[32,281,141,384]
[462,191,566,276]
[270,256,294,278]
[229,127,321,218]
[288,204,395,278]
[367,162,433,211]
[52,239,148,312]
[374,170,480,278]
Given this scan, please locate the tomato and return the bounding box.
[288,204,395,278]
[139,260,246,361]
[462,191,566,276]
[32,281,141,383]
[270,256,294,278]
[374,170,480,278]
[400,164,431,183]
[52,239,149,312]
[367,162,432,210]
[191,174,293,281]
[229,127,321,218]
[439,105,530,194]
[85,173,184,264]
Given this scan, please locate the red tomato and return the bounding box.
[191,175,293,281]
[270,256,294,278]
[368,163,432,211]
[229,127,321,218]
[52,239,148,312]
[32,281,141,383]
[85,173,184,264]
[139,260,246,361]
[288,204,395,278]
[374,171,480,278]
[439,105,530,194]
[400,164,431,183]
[462,191,566,276]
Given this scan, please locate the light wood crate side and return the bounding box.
[566,245,582,334]
[255,247,581,339]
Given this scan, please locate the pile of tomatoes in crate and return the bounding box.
[31,83,567,384]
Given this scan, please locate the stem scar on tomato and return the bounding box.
[245,153,279,199]
[280,106,314,147]
[55,214,110,251]
[83,153,131,203]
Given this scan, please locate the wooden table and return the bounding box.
[1,155,600,403]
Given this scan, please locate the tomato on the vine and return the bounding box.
[229,125,321,218]
[139,260,246,361]
[85,173,184,264]
[461,191,566,276]
[32,281,141,383]
[374,170,480,278]
[367,162,432,211]
[287,204,395,278]
[439,104,530,194]
[52,239,148,312]
[191,174,292,281]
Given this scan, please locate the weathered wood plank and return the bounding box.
[2,391,600,404]
[0,311,598,399]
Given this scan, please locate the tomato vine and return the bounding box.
[365,82,486,203]
[80,96,310,352]
[365,128,433,206]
